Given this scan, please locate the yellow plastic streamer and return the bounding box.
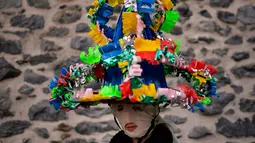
[132,84,157,102]
[88,25,108,46]
[161,0,174,10]
[122,12,137,36]
[134,38,161,52]
[107,0,124,7]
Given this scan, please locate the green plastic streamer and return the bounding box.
[160,11,179,33]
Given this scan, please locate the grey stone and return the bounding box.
[239,98,255,112]
[0,38,22,54]
[231,64,255,78]
[102,133,113,143]
[215,23,231,36]
[163,115,187,124]
[74,121,118,135]
[250,85,255,96]
[16,54,31,65]
[0,0,22,9]
[40,40,63,51]
[202,92,235,115]
[180,48,195,62]
[60,133,71,140]
[42,87,50,94]
[71,36,94,51]
[88,138,97,143]
[3,30,29,38]
[230,84,243,94]
[28,100,68,121]
[18,84,34,95]
[231,52,249,62]
[65,139,88,143]
[200,47,208,56]
[199,10,212,18]
[199,21,216,32]
[198,36,215,44]
[216,116,255,137]
[27,0,50,9]
[247,36,255,44]
[22,138,32,143]
[0,120,31,137]
[46,27,69,37]
[188,126,212,139]
[170,26,183,35]
[214,67,231,88]
[0,57,21,81]
[225,35,243,45]
[29,53,57,65]
[24,69,48,84]
[55,123,73,132]
[205,58,221,66]
[53,5,82,24]
[237,5,255,25]
[217,11,237,24]
[0,88,13,119]
[209,0,233,8]
[54,56,82,75]
[212,48,228,57]
[11,15,45,30]
[34,128,49,139]
[176,3,192,18]
[74,107,112,118]
[224,108,235,115]
[76,23,90,33]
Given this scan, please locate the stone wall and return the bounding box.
[0,0,255,143]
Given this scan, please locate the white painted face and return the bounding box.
[110,104,158,138]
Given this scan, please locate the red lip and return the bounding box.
[125,123,137,131]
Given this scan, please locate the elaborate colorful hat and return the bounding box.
[48,0,219,112]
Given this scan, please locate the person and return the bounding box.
[48,0,219,142]
[109,103,179,143]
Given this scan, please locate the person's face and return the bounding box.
[110,104,158,138]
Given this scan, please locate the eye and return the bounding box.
[132,105,144,111]
[117,104,124,111]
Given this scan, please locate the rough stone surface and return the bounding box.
[239,98,255,112]
[34,128,50,139]
[55,56,83,75]
[216,116,255,137]
[231,52,249,62]
[231,64,255,78]
[225,35,243,45]
[170,26,183,35]
[202,92,235,115]
[0,38,22,54]
[18,84,34,95]
[200,47,208,56]
[215,23,232,36]
[188,126,212,139]
[53,5,82,24]
[11,15,45,30]
[224,109,235,115]
[28,100,68,121]
[55,123,73,132]
[71,36,94,51]
[180,48,195,62]
[0,57,21,81]
[27,0,50,9]
[2,30,29,38]
[250,85,255,96]
[198,36,215,44]
[0,88,14,119]
[209,0,233,8]
[76,23,90,33]
[46,27,69,37]
[199,21,216,32]
[0,0,22,9]
[102,133,113,143]
[24,69,48,84]
[247,36,255,44]
[40,40,63,51]
[163,115,187,124]
[199,10,212,18]
[217,11,237,24]
[29,53,57,65]
[237,5,255,25]
[74,121,118,135]
[205,58,221,66]
[212,48,228,57]
[65,139,88,143]
[0,120,31,137]
[214,67,231,88]
[74,107,112,118]
[42,87,50,94]
[230,84,243,94]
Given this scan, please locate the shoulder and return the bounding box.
[109,130,133,143]
[146,123,174,143]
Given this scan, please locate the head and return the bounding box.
[109,103,160,139]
